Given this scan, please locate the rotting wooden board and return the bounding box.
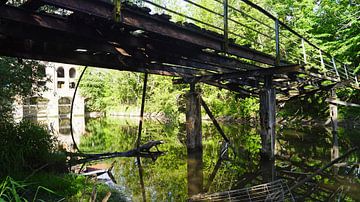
[325,99,360,107]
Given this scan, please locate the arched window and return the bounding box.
[57,67,64,78]
[58,97,71,105]
[69,68,76,78]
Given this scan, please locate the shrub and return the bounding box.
[0,120,60,177]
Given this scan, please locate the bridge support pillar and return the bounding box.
[260,75,276,160]
[186,83,203,196]
[330,89,339,161]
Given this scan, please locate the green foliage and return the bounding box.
[79,69,187,119]
[0,176,60,202]
[0,174,126,202]
[80,117,261,201]
[202,85,259,120]
[312,0,360,70]
[79,69,110,112]
[0,57,46,120]
[0,120,61,177]
[25,173,126,202]
[0,176,27,202]
[337,87,360,121]
[279,91,330,121]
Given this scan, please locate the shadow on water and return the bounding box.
[78,117,360,201]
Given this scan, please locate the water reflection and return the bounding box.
[187,148,203,197]
[23,115,85,149]
[76,117,359,201]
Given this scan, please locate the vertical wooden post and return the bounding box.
[330,89,339,161]
[260,75,276,160]
[186,83,203,196]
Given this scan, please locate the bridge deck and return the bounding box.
[0,0,357,100]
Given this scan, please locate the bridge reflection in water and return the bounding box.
[76,117,359,201]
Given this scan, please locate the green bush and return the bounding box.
[0,174,127,202]
[0,120,60,177]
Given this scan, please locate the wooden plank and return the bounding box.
[204,81,258,96]
[40,0,113,19]
[278,83,336,102]
[177,64,301,83]
[0,5,262,74]
[121,5,279,65]
[20,0,44,10]
[146,41,261,72]
[325,98,360,107]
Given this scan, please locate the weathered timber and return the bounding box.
[261,157,275,183]
[0,5,262,77]
[277,83,337,103]
[121,5,279,65]
[329,89,339,161]
[203,80,258,96]
[178,64,301,83]
[20,0,44,10]
[26,0,114,19]
[259,75,276,160]
[186,84,203,196]
[0,1,353,101]
[325,98,360,107]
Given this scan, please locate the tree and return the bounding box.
[0,57,46,120]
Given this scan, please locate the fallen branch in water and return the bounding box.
[68,140,165,165]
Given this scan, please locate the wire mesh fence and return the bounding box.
[190,179,295,202]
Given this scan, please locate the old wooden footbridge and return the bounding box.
[1,0,358,198]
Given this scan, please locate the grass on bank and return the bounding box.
[0,174,126,202]
[0,120,126,201]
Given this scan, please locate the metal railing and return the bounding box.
[190,179,294,201]
[5,0,357,84]
[125,0,357,84]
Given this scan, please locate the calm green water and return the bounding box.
[79,117,360,201]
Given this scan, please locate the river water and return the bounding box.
[74,116,359,201]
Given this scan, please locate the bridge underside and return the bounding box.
[0,0,345,102]
[1,1,357,196]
